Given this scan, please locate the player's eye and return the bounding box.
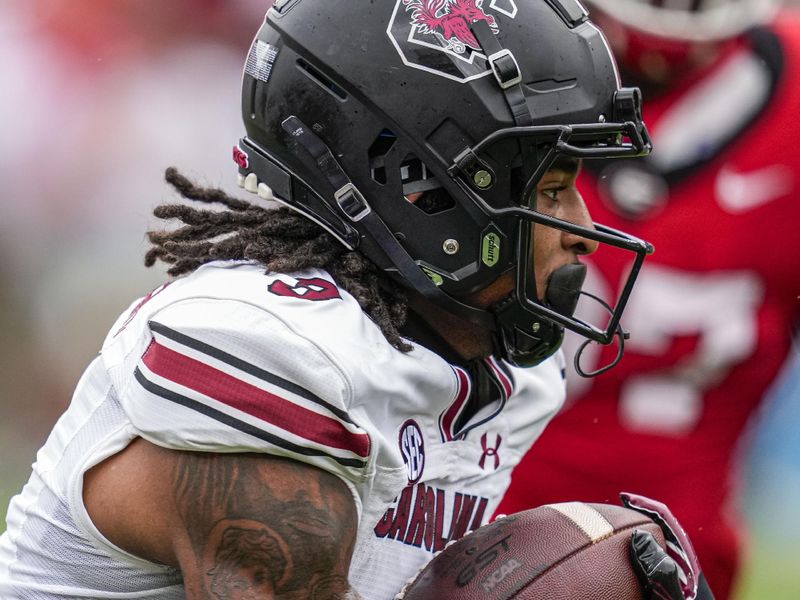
[539,187,564,205]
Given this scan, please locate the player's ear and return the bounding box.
[405,188,456,214]
[400,157,455,214]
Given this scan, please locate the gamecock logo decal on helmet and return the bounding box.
[404,0,498,54]
[388,0,518,83]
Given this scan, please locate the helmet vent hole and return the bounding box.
[372,167,388,185]
[525,78,577,93]
[369,130,398,186]
[296,59,348,101]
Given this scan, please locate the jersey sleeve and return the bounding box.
[115,296,374,488]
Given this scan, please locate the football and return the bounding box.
[396,502,666,600]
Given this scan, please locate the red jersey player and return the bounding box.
[498,1,800,598]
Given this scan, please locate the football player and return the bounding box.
[0,1,708,598]
[498,0,799,598]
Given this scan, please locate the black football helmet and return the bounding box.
[235,0,654,368]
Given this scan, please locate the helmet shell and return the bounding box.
[242,0,623,295]
[238,0,653,367]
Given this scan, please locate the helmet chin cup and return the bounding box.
[546,263,587,318]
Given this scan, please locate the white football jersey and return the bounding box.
[0,261,566,599]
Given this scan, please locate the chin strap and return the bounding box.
[573,290,629,377]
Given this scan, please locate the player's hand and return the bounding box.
[621,492,715,600]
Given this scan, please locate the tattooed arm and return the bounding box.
[84,437,364,599]
[172,448,363,599]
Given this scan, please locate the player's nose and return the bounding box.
[562,191,599,256]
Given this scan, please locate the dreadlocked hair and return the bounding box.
[145,167,411,351]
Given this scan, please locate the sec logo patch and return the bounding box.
[399,420,425,483]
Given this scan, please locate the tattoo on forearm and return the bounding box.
[173,453,359,599]
[206,520,288,598]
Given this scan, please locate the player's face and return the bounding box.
[532,158,598,297]
[468,159,598,308]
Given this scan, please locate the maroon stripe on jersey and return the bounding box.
[486,356,513,399]
[142,340,370,458]
[439,366,471,442]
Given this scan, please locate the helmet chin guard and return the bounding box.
[236,0,655,368]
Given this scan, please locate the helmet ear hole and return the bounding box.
[409,188,456,216]
[400,155,454,215]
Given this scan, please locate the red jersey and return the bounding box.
[498,14,800,600]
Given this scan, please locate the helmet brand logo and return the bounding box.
[482,232,500,267]
[388,0,518,83]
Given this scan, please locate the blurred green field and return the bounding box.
[736,539,800,600]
